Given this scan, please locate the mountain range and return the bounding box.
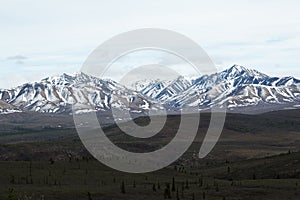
[1,65,300,115]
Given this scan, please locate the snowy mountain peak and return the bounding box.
[136,65,300,112]
[1,65,300,114]
[42,72,90,86]
[0,72,162,114]
[230,64,247,72]
[136,76,192,102]
[221,65,268,80]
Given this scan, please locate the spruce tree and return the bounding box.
[164,183,171,199]
[172,177,176,191]
[176,187,180,200]
[185,179,189,189]
[29,161,32,176]
[87,192,92,200]
[199,177,203,187]
[153,183,157,192]
[133,180,136,188]
[8,188,14,200]
[121,181,126,194]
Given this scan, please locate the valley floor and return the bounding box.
[0,110,300,199]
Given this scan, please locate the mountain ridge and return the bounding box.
[1,65,300,114]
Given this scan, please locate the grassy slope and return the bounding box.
[0,110,299,199]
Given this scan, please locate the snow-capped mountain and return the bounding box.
[0,72,162,114]
[137,76,192,102]
[1,65,300,115]
[137,65,300,112]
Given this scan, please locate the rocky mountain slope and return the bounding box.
[0,73,161,114]
[137,65,300,112]
[1,65,300,114]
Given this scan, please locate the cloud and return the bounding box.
[7,55,27,64]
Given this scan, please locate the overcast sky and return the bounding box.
[1,0,300,88]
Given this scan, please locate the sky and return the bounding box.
[1,0,300,88]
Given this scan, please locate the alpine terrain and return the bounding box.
[0,65,300,114]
